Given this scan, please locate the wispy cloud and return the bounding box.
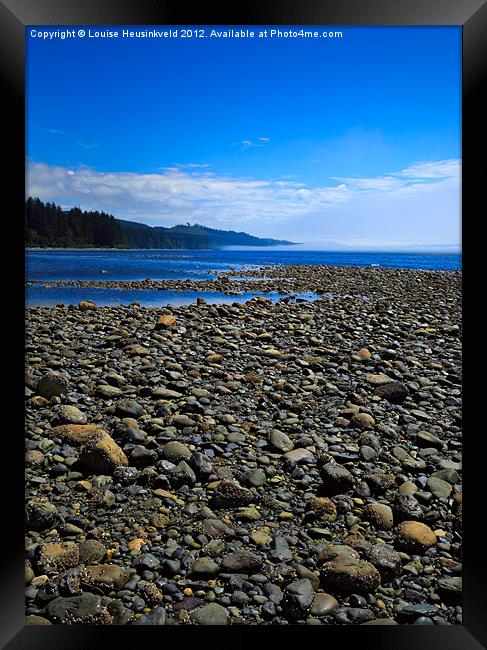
[76,141,99,150]
[26,158,460,237]
[37,127,99,150]
[331,158,460,195]
[235,137,271,148]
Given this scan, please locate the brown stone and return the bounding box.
[306,497,337,522]
[310,592,339,616]
[350,413,376,430]
[320,556,381,595]
[25,450,44,465]
[156,314,177,328]
[48,424,106,447]
[83,564,130,591]
[395,521,437,551]
[365,373,394,385]
[206,354,224,364]
[79,431,128,474]
[353,348,372,361]
[150,513,170,529]
[25,615,52,625]
[210,481,254,509]
[29,396,50,408]
[363,503,394,530]
[79,301,96,310]
[37,542,80,574]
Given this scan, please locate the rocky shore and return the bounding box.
[25,266,462,626]
[26,263,462,300]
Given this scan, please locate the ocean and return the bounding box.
[26,248,461,307]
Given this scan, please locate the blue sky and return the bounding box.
[26,26,461,250]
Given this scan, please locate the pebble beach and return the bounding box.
[25,264,462,626]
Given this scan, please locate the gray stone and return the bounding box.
[191,557,220,575]
[45,594,112,624]
[58,405,87,425]
[115,400,144,418]
[366,544,402,579]
[283,578,314,620]
[427,477,452,498]
[320,463,354,495]
[162,441,192,462]
[133,606,166,625]
[393,493,424,522]
[269,536,293,562]
[190,603,230,625]
[243,468,267,487]
[134,554,161,571]
[171,460,196,486]
[320,556,381,595]
[269,429,294,453]
[397,603,441,623]
[221,551,262,572]
[35,372,69,398]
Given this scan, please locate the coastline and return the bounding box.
[26,263,462,308]
[26,247,216,252]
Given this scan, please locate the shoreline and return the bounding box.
[26,246,462,255]
[26,264,462,309]
[26,247,216,252]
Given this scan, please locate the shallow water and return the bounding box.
[25,248,461,307]
[26,285,323,308]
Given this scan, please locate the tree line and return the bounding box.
[25,197,211,249]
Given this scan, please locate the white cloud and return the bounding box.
[235,137,271,148]
[398,159,460,179]
[331,159,460,195]
[26,158,460,246]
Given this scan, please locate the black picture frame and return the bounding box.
[1,0,481,648]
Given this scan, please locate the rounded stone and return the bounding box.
[310,592,339,616]
[320,463,354,495]
[395,521,437,551]
[191,557,220,575]
[350,413,376,430]
[162,441,192,462]
[320,556,381,595]
[426,477,452,498]
[366,544,402,579]
[79,432,128,474]
[190,603,230,625]
[78,539,106,564]
[35,372,69,398]
[375,382,409,404]
[363,503,394,530]
[115,400,144,418]
[57,405,87,425]
[25,615,52,625]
